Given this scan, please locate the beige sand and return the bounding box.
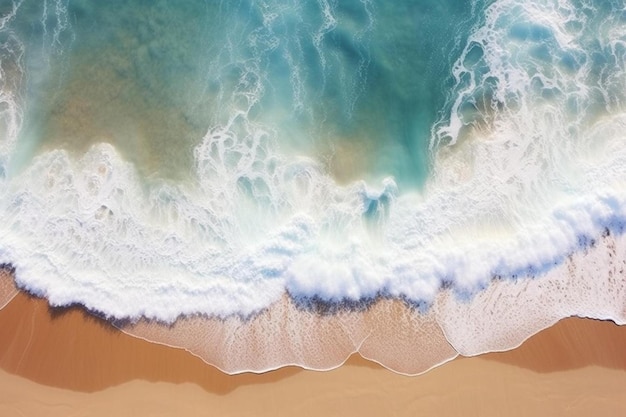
[1,292,626,416]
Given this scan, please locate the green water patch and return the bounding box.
[8,0,486,190]
[13,0,223,181]
[258,0,482,190]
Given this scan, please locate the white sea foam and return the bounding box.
[0,1,25,178]
[0,0,625,338]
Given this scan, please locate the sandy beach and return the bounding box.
[2,2,626,416]
[1,290,625,416]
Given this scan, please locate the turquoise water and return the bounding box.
[7,0,481,186]
[0,0,626,366]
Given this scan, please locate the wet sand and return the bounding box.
[0,270,17,309]
[1,291,626,416]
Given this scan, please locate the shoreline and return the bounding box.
[3,287,626,379]
[115,231,626,375]
[1,290,626,416]
[1,228,625,376]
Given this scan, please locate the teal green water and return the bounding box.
[10,0,480,187]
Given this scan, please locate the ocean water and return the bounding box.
[1,0,625,372]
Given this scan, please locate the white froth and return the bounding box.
[0,0,625,330]
[0,3,24,178]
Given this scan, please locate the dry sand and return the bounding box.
[1,291,625,416]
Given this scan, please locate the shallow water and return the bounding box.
[0,0,625,372]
